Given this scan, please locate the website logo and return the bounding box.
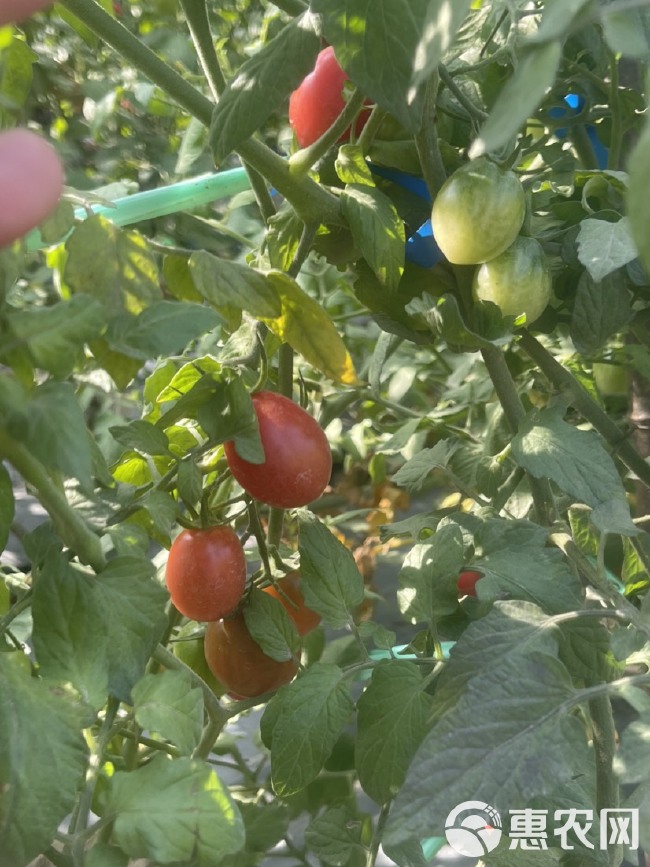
[445,801,503,856]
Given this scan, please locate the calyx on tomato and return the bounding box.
[165,526,246,622]
[431,156,526,265]
[289,46,369,148]
[204,612,299,699]
[224,391,332,509]
[472,235,551,325]
[263,573,321,636]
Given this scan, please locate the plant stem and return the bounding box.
[0,429,105,572]
[607,52,623,171]
[571,122,599,170]
[59,0,340,225]
[414,72,447,197]
[289,89,367,175]
[588,693,620,813]
[438,63,488,124]
[179,0,226,101]
[519,331,650,492]
[480,345,553,525]
[0,590,32,636]
[248,500,273,579]
[366,802,391,867]
[357,105,388,154]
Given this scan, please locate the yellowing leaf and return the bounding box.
[263,272,357,385]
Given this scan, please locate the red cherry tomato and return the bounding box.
[263,573,321,636]
[204,612,299,699]
[289,46,369,148]
[457,569,483,597]
[165,526,246,621]
[224,391,332,509]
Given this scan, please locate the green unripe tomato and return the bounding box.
[472,236,551,325]
[593,363,628,398]
[431,157,526,265]
[173,624,226,697]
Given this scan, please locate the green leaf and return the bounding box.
[132,670,204,756]
[264,663,354,795]
[210,14,320,163]
[383,652,592,845]
[0,655,89,867]
[341,184,404,291]
[105,301,220,360]
[190,250,281,319]
[392,439,459,493]
[162,254,203,302]
[356,661,434,804]
[470,42,562,159]
[532,0,597,43]
[107,755,245,866]
[408,293,513,351]
[512,406,638,536]
[336,145,375,186]
[196,377,263,462]
[570,269,632,355]
[5,381,94,491]
[65,216,161,315]
[410,0,473,91]
[312,0,431,131]
[243,588,301,662]
[576,218,638,283]
[0,464,14,554]
[238,802,290,853]
[134,489,178,539]
[297,511,364,629]
[558,619,621,684]
[0,38,36,120]
[177,459,203,506]
[397,524,465,624]
[32,555,168,707]
[38,199,76,245]
[304,806,366,866]
[263,272,358,385]
[84,843,129,867]
[602,8,650,59]
[110,419,170,456]
[6,295,105,377]
[614,711,650,784]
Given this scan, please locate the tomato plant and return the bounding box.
[165,527,247,622]
[430,156,526,264]
[289,45,369,148]
[263,572,321,636]
[224,391,332,509]
[472,235,552,324]
[204,612,299,699]
[457,569,482,598]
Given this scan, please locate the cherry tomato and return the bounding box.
[593,363,628,398]
[204,612,299,699]
[263,573,321,636]
[457,569,483,597]
[472,236,551,325]
[224,391,332,509]
[165,526,246,622]
[172,623,226,696]
[430,157,525,265]
[289,46,369,148]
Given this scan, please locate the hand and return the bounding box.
[0,0,63,248]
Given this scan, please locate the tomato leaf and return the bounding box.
[32,554,168,707]
[190,250,281,319]
[410,0,474,92]
[602,7,650,59]
[384,631,592,844]
[392,439,459,493]
[132,670,204,756]
[209,14,320,164]
[6,294,105,377]
[83,843,129,867]
[104,301,221,360]
[470,42,562,159]
[356,661,434,804]
[107,754,245,864]
[110,419,171,457]
[297,512,364,629]
[512,406,639,536]
[0,464,14,556]
[65,216,161,315]
[397,524,465,625]
[312,0,431,131]
[0,655,89,867]
[570,269,632,355]
[576,218,638,283]
[407,293,514,351]
[341,184,405,292]
[263,272,357,385]
[530,0,597,44]
[196,378,264,463]
[304,805,366,865]
[244,588,301,663]
[264,663,354,796]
